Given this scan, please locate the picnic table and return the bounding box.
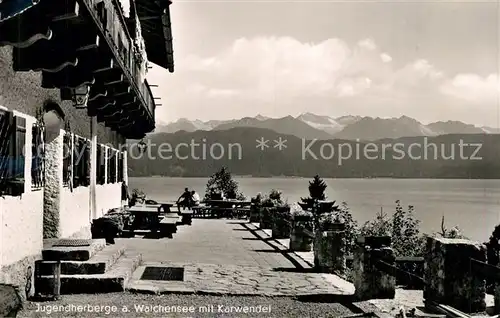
[125,204,181,237]
[151,202,194,225]
[194,200,252,219]
[138,202,194,225]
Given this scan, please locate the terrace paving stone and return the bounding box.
[127,262,355,297]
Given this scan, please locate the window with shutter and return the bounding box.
[62,132,72,186]
[97,144,106,185]
[0,111,26,196]
[72,136,90,188]
[31,123,44,189]
[117,151,123,182]
[109,149,117,183]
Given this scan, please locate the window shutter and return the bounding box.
[0,111,13,183]
[84,140,90,186]
[12,116,26,181]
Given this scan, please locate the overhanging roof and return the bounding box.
[134,0,174,72]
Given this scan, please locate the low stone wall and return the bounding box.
[1,191,44,301]
[95,183,122,219]
[0,254,39,301]
[60,186,91,238]
[1,191,44,268]
[60,183,122,238]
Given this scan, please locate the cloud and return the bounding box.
[380,53,392,63]
[440,73,499,103]
[150,36,498,126]
[357,38,377,51]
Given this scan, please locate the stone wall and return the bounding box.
[0,44,127,299]
[424,236,486,313]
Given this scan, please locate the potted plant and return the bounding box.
[289,204,314,251]
[271,204,291,239]
[249,193,262,223]
[259,189,283,229]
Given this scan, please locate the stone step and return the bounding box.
[36,244,125,275]
[42,239,106,261]
[35,252,142,294]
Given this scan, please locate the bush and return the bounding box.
[204,167,245,200]
[129,189,145,207]
[361,200,425,257]
[435,215,467,239]
[333,202,359,255]
[262,189,287,207]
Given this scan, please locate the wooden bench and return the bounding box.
[179,210,193,225]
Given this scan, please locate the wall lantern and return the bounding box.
[137,139,147,153]
[72,85,90,109]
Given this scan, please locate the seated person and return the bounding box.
[177,188,192,211]
[191,190,201,206]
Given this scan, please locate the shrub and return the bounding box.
[262,189,286,207]
[361,200,425,257]
[129,188,145,207]
[435,215,467,239]
[333,202,359,255]
[204,167,245,200]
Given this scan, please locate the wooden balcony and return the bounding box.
[0,0,174,139]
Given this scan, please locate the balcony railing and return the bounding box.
[83,0,155,121]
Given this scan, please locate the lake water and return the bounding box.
[129,177,500,242]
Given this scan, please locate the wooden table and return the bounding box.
[141,203,194,225]
[126,206,160,235]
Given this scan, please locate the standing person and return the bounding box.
[177,188,192,212]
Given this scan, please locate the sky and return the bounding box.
[146,0,500,127]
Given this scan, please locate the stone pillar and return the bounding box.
[43,130,64,238]
[123,149,128,185]
[353,236,395,300]
[289,215,313,252]
[313,222,346,274]
[271,212,291,239]
[89,117,97,221]
[259,207,273,229]
[249,204,260,223]
[494,286,500,313]
[424,236,486,313]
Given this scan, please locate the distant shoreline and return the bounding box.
[134,176,499,180]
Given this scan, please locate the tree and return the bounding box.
[361,208,391,237]
[204,167,245,200]
[391,201,425,257]
[300,175,327,208]
[299,175,340,235]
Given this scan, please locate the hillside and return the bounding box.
[128,127,500,178]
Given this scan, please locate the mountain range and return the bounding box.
[155,113,499,141]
